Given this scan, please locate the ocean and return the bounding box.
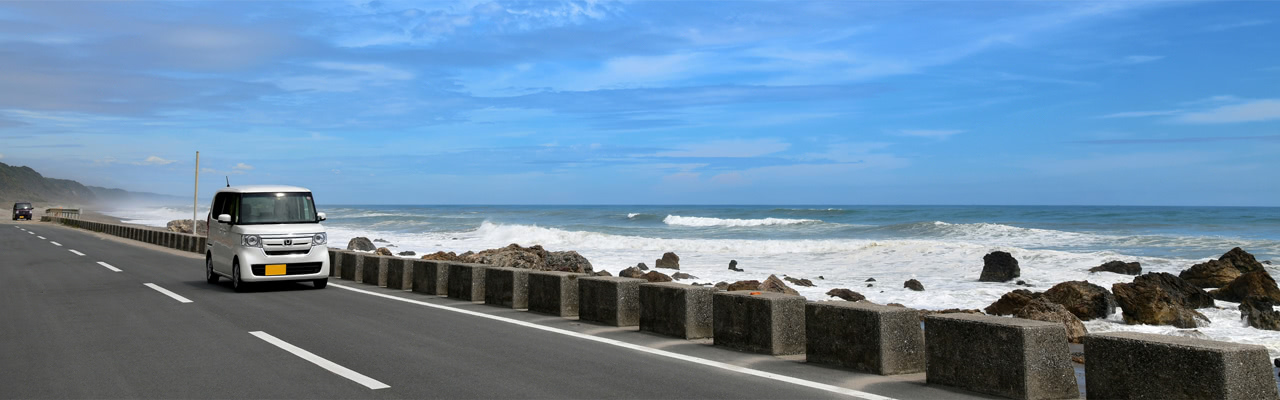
[104,204,1280,355]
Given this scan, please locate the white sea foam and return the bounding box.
[663,215,821,227]
[102,206,207,227]
[627,213,643,219]
[321,221,1280,357]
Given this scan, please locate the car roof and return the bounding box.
[216,185,312,194]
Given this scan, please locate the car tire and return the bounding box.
[205,257,219,284]
[313,278,327,289]
[232,260,247,293]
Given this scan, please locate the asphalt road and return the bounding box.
[1,221,997,399]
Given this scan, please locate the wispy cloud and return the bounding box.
[1177,99,1280,123]
[899,129,965,139]
[233,163,254,170]
[1071,135,1280,145]
[651,139,790,158]
[1203,20,1270,32]
[1119,55,1164,65]
[135,155,175,166]
[1096,110,1184,119]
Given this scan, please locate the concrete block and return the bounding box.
[360,254,388,286]
[924,313,1077,400]
[484,267,530,309]
[447,263,487,302]
[410,260,449,295]
[527,271,583,317]
[327,250,341,277]
[197,237,206,254]
[639,282,716,339]
[712,291,806,355]
[384,258,411,290]
[339,252,361,281]
[1085,332,1279,400]
[805,301,925,375]
[578,276,645,326]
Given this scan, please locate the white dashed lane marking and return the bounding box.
[69,249,85,256]
[143,283,192,303]
[250,331,389,390]
[97,262,122,272]
[50,241,62,247]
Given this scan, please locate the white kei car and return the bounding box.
[205,185,330,292]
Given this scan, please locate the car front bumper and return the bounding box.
[235,245,330,282]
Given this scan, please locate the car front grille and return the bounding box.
[250,262,322,276]
[264,249,311,256]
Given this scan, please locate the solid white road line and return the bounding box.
[36,236,45,239]
[143,283,192,303]
[97,262,122,272]
[249,331,390,390]
[68,249,85,256]
[50,241,62,247]
[331,283,895,400]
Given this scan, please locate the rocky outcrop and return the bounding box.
[165,219,207,235]
[375,247,393,256]
[904,279,924,291]
[457,244,593,274]
[826,288,865,302]
[1219,247,1266,274]
[1209,271,1280,303]
[1240,297,1280,331]
[397,251,416,256]
[784,276,814,287]
[1112,273,1213,328]
[347,237,375,251]
[985,289,1042,316]
[595,270,613,277]
[865,278,876,282]
[420,251,460,261]
[714,281,729,291]
[671,272,697,280]
[636,262,649,271]
[761,275,800,296]
[655,252,680,269]
[373,238,389,243]
[1043,281,1117,321]
[1179,259,1243,288]
[641,270,673,283]
[727,280,761,291]
[979,251,1020,282]
[1090,260,1141,275]
[619,267,645,279]
[728,260,742,272]
[1014,298,1088,343]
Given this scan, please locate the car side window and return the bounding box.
[229,194,240,224]
[211,194,224,221]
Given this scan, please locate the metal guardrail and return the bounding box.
[44,208,80,218]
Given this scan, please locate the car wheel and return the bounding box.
[313,278,327,289]
[206,257,219,284]
[232,261,247,293]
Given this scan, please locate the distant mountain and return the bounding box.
[0,162,180,207]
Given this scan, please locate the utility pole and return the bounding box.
[194,151,200,235]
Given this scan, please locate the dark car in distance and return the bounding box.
[12,203,33,220]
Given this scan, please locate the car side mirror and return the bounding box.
[316,212,327,222]
[217,214,231,223]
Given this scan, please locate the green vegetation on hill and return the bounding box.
[0,161,176,207]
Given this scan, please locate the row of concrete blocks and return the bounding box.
[46,217,206,254]
[327,249,1279,400]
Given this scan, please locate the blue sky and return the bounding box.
[0,1,1277,206]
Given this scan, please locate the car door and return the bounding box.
[211,193,235,274]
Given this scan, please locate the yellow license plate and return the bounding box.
[265,264,286,276]
[17,216,24,220]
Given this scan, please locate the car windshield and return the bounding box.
[16,203,31,210]
[237,192,317,225]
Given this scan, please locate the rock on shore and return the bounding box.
[165,219,208,235]
[979,251,1020,282]
[1089,260,1141,275]
[1240,297,1280,331]
[1014,298,1087,343]
[375,247,393,256]
[826,288,865,302]
[655,252,680,269]
[1179,247,1267,288]
[1209,270,1280,303]
[1112,272,1213,328]
[904,279,924,291]
[1043,281,1116,321]
[347,237,375,251]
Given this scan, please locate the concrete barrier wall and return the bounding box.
[359,254,388,287]
[327,249,341,278]
[410,260,449,295]
[639,282,715,339]
[385,258,411,290]
[806,301,924,375]
[447,263,487,302]
[527,271,582,317]
[712,291,806,356]
[484,267,530,309]
[578,276,645,327]
[339,252,361,281]
[1085,332,1279,400]
[46,217,204,254]
[924,313,1077,400]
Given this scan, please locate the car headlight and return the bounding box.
[313,232,327,246]
[242,234,261,248]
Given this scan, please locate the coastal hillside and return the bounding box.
[0,161,178,206]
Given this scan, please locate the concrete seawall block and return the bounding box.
[806,301,925,375]
[410,260,449,295]
[484,267,530,309]
[360,254,388,286]
[712,291,806,355]
[197,237,206,254]
[1085,332,1279,400]
[339,252,361,281]
[384,258,411,290]
[924,313,1077,400]
[327,250,342,277]
[639,282,716,339]
[578,276,645,326]
[527,271,583,317]
[447,263,487,302]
